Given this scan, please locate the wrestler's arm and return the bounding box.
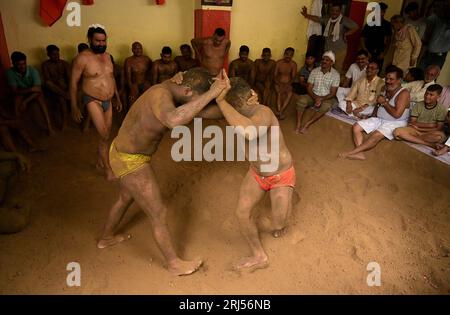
[152,79,225,129]
[197,104,224,120]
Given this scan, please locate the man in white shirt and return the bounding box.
[404,64,440,105]
[336,50,369,103]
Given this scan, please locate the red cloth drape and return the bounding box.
[156,0,165,5]
[39,0,67,26]
[82,0,94,5]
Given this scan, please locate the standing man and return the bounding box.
[70,25,123,180]
[360,2,392,69]
[97,68,227,276]
[191,28,231,76]
[390,15,422,73]
[124,42,152,107]
[301,4,359,73]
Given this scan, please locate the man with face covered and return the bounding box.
[229,45,254,84]
[70,25,123,181]
[41,45,71,130]
[151,46,178,85]
[124,42,152,107]
[191,28,231,76]
[251,48,276,105]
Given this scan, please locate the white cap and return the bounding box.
[323,51,335,63]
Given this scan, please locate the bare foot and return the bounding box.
[299,126,309,134]
[235,255,269,272]
[345,153,366,160]
[294,128,301,134]
[279,113,286,120]
[272,227,287,238]
[97,233,131,249]
[433,146,449,156]
[105,168,118,181]
[169,259,203,276]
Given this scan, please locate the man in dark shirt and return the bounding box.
[360,2,392,68]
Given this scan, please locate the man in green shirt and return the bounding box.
[6,51,54,135]
[394,84,447,148]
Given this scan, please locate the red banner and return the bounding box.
[39,0,67,26]
[156,0,165,5]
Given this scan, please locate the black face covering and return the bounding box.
[90,44,107,54]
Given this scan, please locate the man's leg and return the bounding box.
[36,94,55,135]
[340,130,385,160]
[97,181,134,248]
[295,95,312,133]
[235,169,267,271]
[122,164,203,276]
[86,101,116,180]
[300,99,333,133]
[269,186,293,238]
[13,95,24,117]
[57,95,69,130]
[279,86,293,119]
[0,126,18,152]
[394,128,442,148]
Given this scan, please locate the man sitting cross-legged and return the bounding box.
[339,65,411,160]
[394,84,447,148]
[215,74,296,272]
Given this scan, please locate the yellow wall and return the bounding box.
[0,0,195,67]
[0,0,448,85]
[229,0,312,67]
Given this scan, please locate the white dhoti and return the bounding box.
[338,100,374,117]
[357,117,408,140]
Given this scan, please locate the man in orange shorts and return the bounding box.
[215,73,296,272]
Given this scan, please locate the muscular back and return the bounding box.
[76,51,116,100]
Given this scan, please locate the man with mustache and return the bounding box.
[70,25,123,180]
[339,65,410,160]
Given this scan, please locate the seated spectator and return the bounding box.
[77,43,89,54]
[6,51,54,135]
[338,61,384,119]
[251,48,276,105]
[229,45,254,84]
[404,67,424,83]
[174,44,200,72]
[295,51,339,134]
[151,46,178,85]
[41,44,71,130]
[394,84,446,148]
[336,49,369,103]
[274,47,297,119]
[339,66,410,160]
[292,52,317,96]
[404,64,440,105]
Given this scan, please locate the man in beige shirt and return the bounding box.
[404,65,440,105]
[338,61,384,118]
[390,15,422,73]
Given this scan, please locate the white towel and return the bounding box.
[307,0,323,38]
[323,14,343,42]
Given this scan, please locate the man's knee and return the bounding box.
[296,96,309,112]
[393,127,406,140]
[318,100,333,113]
[352,122,363,133]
